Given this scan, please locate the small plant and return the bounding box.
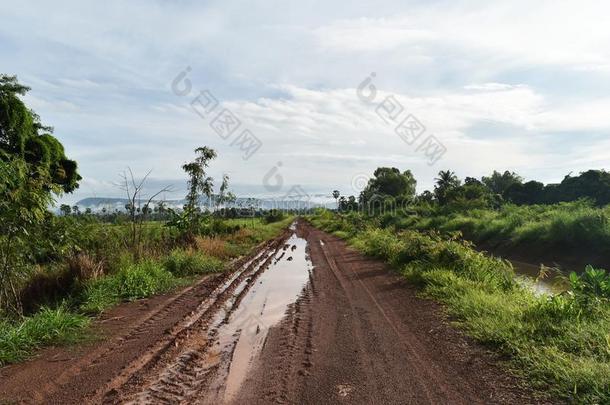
[569,265,610,301]
[115,260,174,300]
[81,260,175,313]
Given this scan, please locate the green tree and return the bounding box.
[0,160,54,314]
[434,170,460,205]
[481,170,523,197]
[182,147,217,236]
[0,75,81,192]
[555,170,610,205]
[417,190,435,204]
[0,75,80,314]
[360,167,417,204]
[59,204,72,216]
[505,180,545,205]
[332,190,340,210]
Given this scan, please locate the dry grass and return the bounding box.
[19,253,105,314]
[195,236,229,259]
[67,253,105,282]
[228,228,256,243]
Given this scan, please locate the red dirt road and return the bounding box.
[0,220,545,404]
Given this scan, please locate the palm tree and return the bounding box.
[434,170,460,205]
[435,170,458,187]
[332,190,340,210]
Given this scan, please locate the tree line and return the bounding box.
[333,167,610,211]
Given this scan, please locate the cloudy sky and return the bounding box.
[2,0,610,203]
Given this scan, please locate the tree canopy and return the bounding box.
[360,167,417,203]
[481,170,523,197]
[0,74,81,193]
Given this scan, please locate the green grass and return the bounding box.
[311,211,610,403]
[404,201,610,255]
[0,305,90,366]
[80,259,178,313]
[164,248,224,277]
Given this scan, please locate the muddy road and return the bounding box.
[0,220,539,404]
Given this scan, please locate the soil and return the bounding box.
[0,220,552,404]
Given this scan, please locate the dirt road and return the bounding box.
[0,220,540,404]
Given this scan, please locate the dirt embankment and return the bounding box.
[0,221,549,404]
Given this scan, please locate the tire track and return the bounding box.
[97,233,291,404]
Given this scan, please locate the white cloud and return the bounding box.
[312,1,610,73]
[314,18,437,51]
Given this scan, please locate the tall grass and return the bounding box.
[164,249,224,277]
[81,259,177,313]
[0,305,90,365]
[405,201,610,253]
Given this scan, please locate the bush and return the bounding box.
[264,209,285,224]
[164,249,224,277]
[115,260,174,300]
[569,265,610,303]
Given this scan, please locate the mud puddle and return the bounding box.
[202,228,313,403]
[220,232,312,400]
[118,226,314,404]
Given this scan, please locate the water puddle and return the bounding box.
[211,229,313,401]
[510,260,567,295]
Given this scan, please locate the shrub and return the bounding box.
[264,209,285,224]
[80,276,119,314]
[164,249,224,277]
[569,265,610,303]
[114,260,174,300]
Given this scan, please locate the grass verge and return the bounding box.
[0,305,90,365]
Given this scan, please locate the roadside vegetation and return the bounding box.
[311,210,610,403]
[400,201,610,261]
[315,166,610,403]
[0,75,293,366]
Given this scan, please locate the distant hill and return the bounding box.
[72,195,332,212]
